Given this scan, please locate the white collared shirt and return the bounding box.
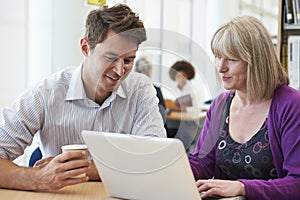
[0,65,166,160]
[172,82,203,113]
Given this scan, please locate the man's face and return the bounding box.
[82,30,138,98]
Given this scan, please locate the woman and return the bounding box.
[169,60,202,113]
[188,16,300,199]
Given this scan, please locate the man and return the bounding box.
[0,4,166,191]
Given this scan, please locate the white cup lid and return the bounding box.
[61,144,88,150]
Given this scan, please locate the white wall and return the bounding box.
[0,0,97,110]
[27,0,97,86]
[27,0,53,86]
[0,0,27,110]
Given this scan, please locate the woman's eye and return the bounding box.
[227,58,239,62]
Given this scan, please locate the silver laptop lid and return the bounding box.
[82,130,201,200]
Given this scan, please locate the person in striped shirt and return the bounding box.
[0,4,166,191]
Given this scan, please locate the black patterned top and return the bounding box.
[216,91,278,180]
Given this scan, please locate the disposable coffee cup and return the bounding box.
[61,144,88,178]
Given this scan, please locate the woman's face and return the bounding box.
[215,55,248,92]
[175,70,188,88]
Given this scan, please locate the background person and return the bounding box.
[167,60,203,150]
[0,4,166,191]
[189,15,300,199]
[134,56,167,122]
[168,60,203,113]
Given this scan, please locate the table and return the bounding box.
[0,181,118,200]
[167,111,206,121]
[0,181,244,200]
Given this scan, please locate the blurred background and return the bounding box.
[0,0,278,165]
[0,0,278,110]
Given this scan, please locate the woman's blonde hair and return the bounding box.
[211,15,289,100]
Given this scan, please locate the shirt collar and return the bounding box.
[65,64,86,101]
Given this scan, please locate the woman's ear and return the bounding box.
[80,38,89,56]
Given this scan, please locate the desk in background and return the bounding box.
[167,111,206,121]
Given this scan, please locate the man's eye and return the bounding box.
[106,56,117,61]
[124,58,134,64]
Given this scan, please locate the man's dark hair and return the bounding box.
[84,4,147,50]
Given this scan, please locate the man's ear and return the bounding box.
[80,38,89,56]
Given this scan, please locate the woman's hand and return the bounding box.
[196,179,245,199]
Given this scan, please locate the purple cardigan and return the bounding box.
[189,85,300,199]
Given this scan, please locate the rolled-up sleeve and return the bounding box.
[0,88,44,160]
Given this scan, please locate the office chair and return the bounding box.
[28,147,42,167]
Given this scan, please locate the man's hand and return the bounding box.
[34,157,54,168]
[33,150,90,191]
[196,179,245,199]
[35,155,101,181]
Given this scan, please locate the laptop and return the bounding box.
[82,130,201,200]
